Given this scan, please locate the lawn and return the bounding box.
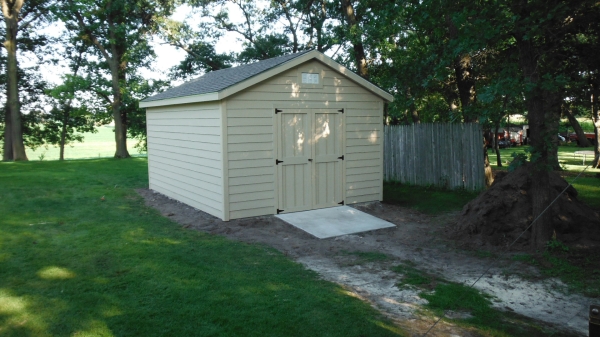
[0,158,403,337]
[25,126,145,161]
[488,143,600,174]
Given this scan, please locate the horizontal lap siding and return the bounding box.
[226,60,383,219]
[147,102,224,219]
[226,105,275,219]
[345,107,382,203]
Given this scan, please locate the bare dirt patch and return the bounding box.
[455,165,600,250]
[138,188,592,336]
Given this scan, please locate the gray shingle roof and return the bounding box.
[143,50,313,102]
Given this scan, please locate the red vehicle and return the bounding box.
[568,132,597,145]
[486,129,523,148]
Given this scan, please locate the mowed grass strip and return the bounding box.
[0,159,404,337]
[25,126,145,161]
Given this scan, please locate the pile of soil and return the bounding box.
[452,165,600,249]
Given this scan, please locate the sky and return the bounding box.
[139,4,245,84]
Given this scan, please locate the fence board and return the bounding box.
[383,123,484,190]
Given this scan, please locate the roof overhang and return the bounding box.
[140,50,394,108]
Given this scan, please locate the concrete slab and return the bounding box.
[275,206,395,239]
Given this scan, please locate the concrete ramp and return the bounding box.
[275,206,395,239]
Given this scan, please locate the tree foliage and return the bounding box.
[55,0,176,158]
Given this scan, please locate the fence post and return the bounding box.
[591,305,600,337]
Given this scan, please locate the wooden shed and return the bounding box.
[140,50,394,221]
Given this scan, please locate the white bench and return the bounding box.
[573,150,595,165]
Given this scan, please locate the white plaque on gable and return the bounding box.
[301,72,319,84]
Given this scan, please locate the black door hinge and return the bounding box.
[338,155,344,160]
[277,208,284,214]
[338,108,344,113]
[276,159,284,165]
[338,201,344,205]
[275,108,282,114]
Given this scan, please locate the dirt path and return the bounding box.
[138,189,592,336]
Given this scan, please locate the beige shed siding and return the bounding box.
[146,102,224,219]
[225,60,383,219]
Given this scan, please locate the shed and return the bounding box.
[140,50,394,221]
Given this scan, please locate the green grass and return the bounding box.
[489,144,600,174]
[26,126,145,161]
[0,159,404,337]
[391,262,432,288]
[511,251,600,298]
[574,120,595,133]
[391,263,564,336]
[569,177,600,209]
[383,183,479,214]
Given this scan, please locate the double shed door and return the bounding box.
[276,108,344,213]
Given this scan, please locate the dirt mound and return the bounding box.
[451,165,600,249]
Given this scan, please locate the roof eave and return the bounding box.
[139,92,220,108]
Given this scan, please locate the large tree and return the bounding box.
[57,0,175,158]
[1,0,51,161]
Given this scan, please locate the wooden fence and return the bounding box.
[383,123,485,190]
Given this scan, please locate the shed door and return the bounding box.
[313,108,343,209]
[276,108,343,214]
[277,109,313,213]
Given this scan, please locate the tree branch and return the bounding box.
[67,0,112,63]
[18,10,44,32]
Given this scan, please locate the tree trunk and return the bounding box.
[483,139,493,187]
[494,122,502,166]
[109,63,130,158]
[340,0,368,79]
[59,111,68,161]
[517,37,554,249]
[108,23,130,159]
[564,106,591,147]
[546,93,562,170]
[445,15,477,123]
[592,82,600,168]
[3,104,12,161]
[2,0,28,161]
[280,0,298,53]
[410,108,420,123]
[454,54,477,122]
